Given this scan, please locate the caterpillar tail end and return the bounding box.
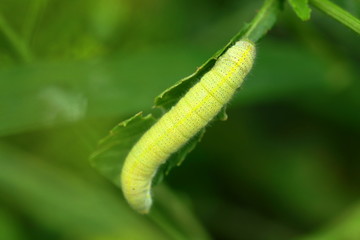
[135,191,152,214]
[121,180,153,214]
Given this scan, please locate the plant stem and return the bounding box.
[0,13,32,62]
[310,0,360,35]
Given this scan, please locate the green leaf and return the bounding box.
[0,143,169,240]
[152,129,206,185]
[155,0,283,110]
[0,46,200,136]
[0,208,24,240]
[300,203,360,240]
[288,0,312,21]
[90,0,282,191]
[90,112,157,187]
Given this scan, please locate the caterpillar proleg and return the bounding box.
[121,40,256,214]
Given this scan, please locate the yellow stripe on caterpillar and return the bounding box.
[121,40,256,214]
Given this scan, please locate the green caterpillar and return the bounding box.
[121,40,256,214]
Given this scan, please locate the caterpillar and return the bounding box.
[121,40,256,214]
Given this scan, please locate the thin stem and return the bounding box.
[310,0,360,35]
[0,13,32,62]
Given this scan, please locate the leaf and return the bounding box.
[90,112,157,187]
[90,0,282,189]
[152,129,206,185]
[299,203,360,240]
[288,0,312,21]
[155,0,283,110]
[0,46,200,137]
[0,143,169,240]
[0,208,24,240]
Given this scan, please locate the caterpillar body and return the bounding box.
[121,40,256,214]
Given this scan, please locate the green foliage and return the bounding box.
[91,0,283,189]
[90,113,157,187]
[310,0,360,34]
[0,0,360,239]
[288,0,312,21]
[300,204,360,239]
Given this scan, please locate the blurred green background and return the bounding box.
[0,0,360,239]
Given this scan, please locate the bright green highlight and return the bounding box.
[288,0,312,21]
